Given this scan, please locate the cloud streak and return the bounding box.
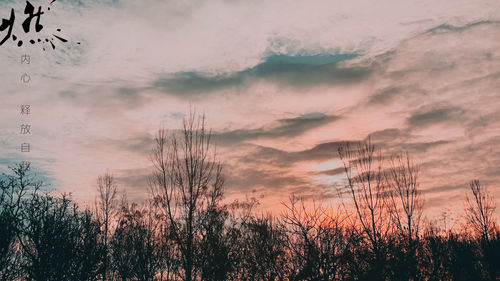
[1,0,499,217]
[152,53,370,98]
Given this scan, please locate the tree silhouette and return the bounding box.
[111,199,162,281]
[338,139,391,281]
[465,180,496,242]
[386,152,424,280]
[281,196,350,280]
[19,194,102,281]
[150,111,224,281]
[238,215,288,281]
[0,115,498,281]
[0,162,41,281]
[95,172,118,281]
[465,180,498,280]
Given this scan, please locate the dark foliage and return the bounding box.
[0,129,498,281]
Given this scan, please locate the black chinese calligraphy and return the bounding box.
[0,0,79,49]
[22,1,44,34]
[0,9,15,46]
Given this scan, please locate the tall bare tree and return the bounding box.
[386,152,424,281]
[95,172,118,281]
[338,139,390,280]
[386,152,424,241]
[465,180,496,242]
[150,112,224,281]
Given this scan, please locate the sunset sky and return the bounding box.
[0,0,499,219]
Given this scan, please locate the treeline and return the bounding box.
[0,113,499,281]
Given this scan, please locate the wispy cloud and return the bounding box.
[1,0,499,216]
[215,113,340,144]
[152,53,369,98]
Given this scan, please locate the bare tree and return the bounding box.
[150,112,224,281]
[465,180,496,242]
[338,139,390,280]
[95,172,118,281]
[386,152,424,241]
[386,152,424,281]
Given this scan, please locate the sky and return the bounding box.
[0,0,499,220]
